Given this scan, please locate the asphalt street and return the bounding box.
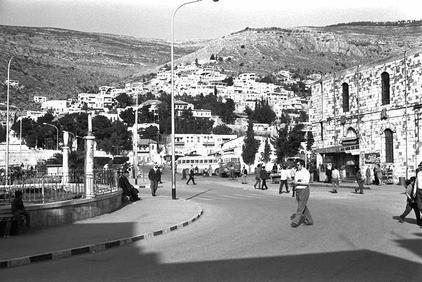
[1,174,422,281]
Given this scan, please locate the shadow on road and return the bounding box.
[185,189,213,200]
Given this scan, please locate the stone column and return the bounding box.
[84,114,95,198]
[62,131,70,190]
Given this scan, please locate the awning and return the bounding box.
[315,144,359,154]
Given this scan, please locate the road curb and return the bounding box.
[0,203,203,269]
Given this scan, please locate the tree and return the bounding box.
[222,76,234,86]
[0,124,6,143]
[306,131,314,151]
[242,120,260,168]
[114,93,133,108]
[261,138,271,164]
[119,108,135,126]
[271,124,305,163]
[219,99,236,124]
[139,125,159,141]
[252,99,276,124]
[212,124,233,135]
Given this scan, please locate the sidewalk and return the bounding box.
[0,195,202,268]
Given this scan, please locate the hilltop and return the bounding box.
[176,21,422,77]
[0,25,205,110]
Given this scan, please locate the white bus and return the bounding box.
[176,155,220,175]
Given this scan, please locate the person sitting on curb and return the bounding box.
[118,169,140,202]
[11,190,30,228]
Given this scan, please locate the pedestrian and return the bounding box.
[365,166,372,185]
[290,164,297,197]
[355,167,365,194]
[279,164,290,194]
[326,163,332,183]
[290,160,313,227]
[330,165,340,193]
[118,169,140,201]
[148,164,160,196]
[397,177,421,225]
[413,162,422,226]
[182,168,187,180]
[241,165,248,184]
[11,190,30,228]
[272,163,278,174]
[254,164,262,189]
[157,165,163,184]
[229,164,235,180]
[377,165,383,186]
[208,164,212,177]
[186,165,196,185]
[260,165,269,190]
[373,165,379,185]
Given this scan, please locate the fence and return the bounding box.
[0,169,118,205]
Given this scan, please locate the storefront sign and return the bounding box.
[364,153,380,164]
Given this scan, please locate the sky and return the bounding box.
[0,0,421,41]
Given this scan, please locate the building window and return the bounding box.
[342,83,350,112]
[320,122,324,141]
[381,72,390,105]
[384,129,394,163]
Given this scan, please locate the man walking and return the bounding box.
[355,167,365,194]
[254,164,262,189]
[413,162,422,227]
[279,164,290,194]
[290,160,313,227]
[330,165,340,193]
[148,164,160,196]
[260,165,269,190]
[186,165,196,185]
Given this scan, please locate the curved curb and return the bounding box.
[0,204,203,269]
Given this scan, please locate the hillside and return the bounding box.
[176,21,422,77]
[0,25,205,110]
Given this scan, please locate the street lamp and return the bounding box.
[171,0,219,200]
[42,123,59,150]
[133,93,139,185]
[5,57,14,186]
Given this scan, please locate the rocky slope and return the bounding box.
[177,21,422,76]
[0,25,204,109]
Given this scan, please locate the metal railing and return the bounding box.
[0,169,118,205]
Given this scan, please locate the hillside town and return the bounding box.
[1,57,314,175]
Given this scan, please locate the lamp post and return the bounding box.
[5,57,14,186]
[42,123,59,150]
[171,0,219,200]
[134,93,139,185]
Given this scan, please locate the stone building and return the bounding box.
[310,48,422,183]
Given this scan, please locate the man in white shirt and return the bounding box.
[279,164,290,194]
[330,165,340,193]
[291,160,313,227]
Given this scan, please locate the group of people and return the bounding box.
[397,162,422,227]
[253,163,270,190]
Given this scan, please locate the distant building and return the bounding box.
[41,100,68,115]
[34,96,47,103]
[167,134,238,156]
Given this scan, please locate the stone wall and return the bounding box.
[0,191,122,229]
[310,48,422,180]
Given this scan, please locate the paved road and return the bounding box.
[2,175,422,281]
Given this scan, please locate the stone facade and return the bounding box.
[310,48,422,182]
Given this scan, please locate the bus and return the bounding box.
[176,155,220,175]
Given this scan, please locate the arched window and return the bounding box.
[342,83,350,112]
[384,129,394,163]
[381,72,390,105]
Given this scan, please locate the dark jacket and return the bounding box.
[260,169,268,180]
[148,168,160,182]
